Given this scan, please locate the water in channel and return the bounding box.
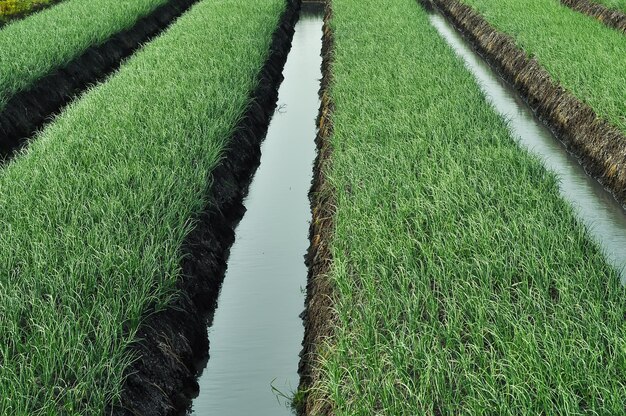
[189,6,323,415]
[428,12,626,281]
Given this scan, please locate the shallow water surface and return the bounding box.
[429,12,626,281]
[189,6,323,415]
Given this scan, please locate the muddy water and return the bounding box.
[188,6,322,415]
[428,12,626,281]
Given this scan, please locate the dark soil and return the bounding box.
[429,0,626,207]
[104,1,300,415]
[0,0,199,159]
[297,3,338,416]
[561,0,626,33]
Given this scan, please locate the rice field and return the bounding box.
[459,0,626,135]
[0,0,170,109]
[0,0,284,413]
[2,0,626,413]
[302,0,626,413]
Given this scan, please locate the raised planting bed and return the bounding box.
[0,0,297,414]
[299,0,626,414]
[561,0,626,32]
[0,0,204,158]
[440,0,626,204]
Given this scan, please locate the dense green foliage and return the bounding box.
[309,0,626,413]
[0,0,284,414]
[0,0,169,109]
[460,0,626,135]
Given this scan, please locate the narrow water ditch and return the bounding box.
[188,5,323,415]
[428,11,626,281]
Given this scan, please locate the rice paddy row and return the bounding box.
[459,0,626,136]
[303,0,626,413]
[0,0,170,109]
[0,0,284,413]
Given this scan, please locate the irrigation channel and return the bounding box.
[188,5,323,415]
[428,11,626,281]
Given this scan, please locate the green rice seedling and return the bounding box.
[305,0,626,413]
[0,0,284,414]
[459,0,626,135]
[0,0,171,109]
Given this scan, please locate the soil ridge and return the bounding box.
[297,3,338,415]
[0,0,198,159]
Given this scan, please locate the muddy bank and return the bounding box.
[297,3,337,415]
[561,0,626,33]
[0,0,198,159]
[105,1,299,414]
[424,0,626,206]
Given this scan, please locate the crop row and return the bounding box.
[459,0,626,136]
[0,0,170,109]
[0,0,285,414]
[431,0,626,204]
[302,0,626,414]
